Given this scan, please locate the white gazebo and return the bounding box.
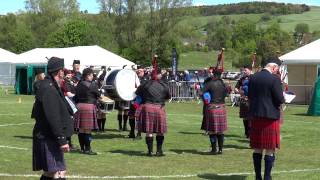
[280,39,320,104]
[0,48,17,85]
[14,45,135,94]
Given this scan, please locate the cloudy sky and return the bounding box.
[0,0,319,15]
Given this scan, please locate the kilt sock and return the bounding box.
[243,119,250,138]
[156,136,164,156]
[78,133,85,151]
[97,119,102,131]
[123,115,128,131]
[101,118,106,131]
[209,134,217,153]
[217,134,224,154]
[253,153,263,180]
[145,137,153,156]
[117,114,122,130]
[129,118,135,138]
[264,155,275,180]
[40,175,53,180]
[83,134,97,155]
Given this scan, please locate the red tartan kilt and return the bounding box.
[239,100,249,118]
[202,104,227,133]
[135,103,167,134]
[74,103,98,130]
[250,117,280,149]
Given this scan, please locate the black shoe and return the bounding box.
[217,150,223,154]
[147,151,153,157]
[156,151,165,157]
[83,150,98,155]
[128,134,135,138]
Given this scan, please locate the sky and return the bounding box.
[0,0,319,15]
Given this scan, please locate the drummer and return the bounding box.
[97,66,107,132]
[135,59,171,156]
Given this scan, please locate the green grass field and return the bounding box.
[179,51,235,71]
[0,88,319,180]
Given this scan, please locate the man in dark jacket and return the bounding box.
[32,57,73,180]
[248,57,285,180]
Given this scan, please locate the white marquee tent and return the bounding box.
[0,48,17,85]
[280,39,320,104]
[14,45,135,94]
[16,45,135,69]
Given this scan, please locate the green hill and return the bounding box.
[179,51,236,71]
[178,6,320,70]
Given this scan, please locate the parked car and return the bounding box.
[222,71,229,79]
[226,72,241,80]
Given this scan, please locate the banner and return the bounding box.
[172,48,178,80]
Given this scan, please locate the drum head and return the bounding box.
[114,69,140,101]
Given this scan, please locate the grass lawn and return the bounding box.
[179,51,235,71]
[0,88,319,180]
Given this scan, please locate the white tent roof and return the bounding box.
[280,39,320,64]
[0,48,17,62]
[16,45,135,69]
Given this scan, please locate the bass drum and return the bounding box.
[105,69,140,101]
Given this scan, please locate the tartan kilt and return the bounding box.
[74,103,98,130]
[239,99,249,118]
[32,135,65,173]
[202,104,227,133]
[250,117,280,149]
[135,103,167,134]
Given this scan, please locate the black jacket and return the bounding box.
[248,69,285,120]
[75,80,101,104]
[136,80,171,105]
[32,76,74,146]
[202,77,227,104]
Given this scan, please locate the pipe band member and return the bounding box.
[32,57,73,180]
[135,72,171,156]
[201,69,228,155]
[235,65,252,138]
[248,57,285,180]
[74,68,101,155]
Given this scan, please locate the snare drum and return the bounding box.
[115,100,130,110]
[98,96,115,113]
[105,69,140,101]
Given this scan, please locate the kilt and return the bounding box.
[239,98,249,118]
[202,104,227,133]
[250,117,280,149]
[32,135,65,173]
[135,103,167,134]
[74,103,98,130]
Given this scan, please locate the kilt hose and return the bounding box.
[32,135,66,173]
[250,117,280,149]
[74,103,98,130]
[202,104,227,133]
[239,98,249,118]
[135,103,167,134]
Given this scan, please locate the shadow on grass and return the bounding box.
[92,133,127,139]
[224,144,250,150]
[225,134,243,138]
[293,113,310,116]
[109,150,146,156]
[198,173,247,180]
[178,131,204,135]
[14,135,32,139]
[170,149,212,155]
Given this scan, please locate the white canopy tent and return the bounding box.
[16,45,135,69]
[0,48,17,85]
[280,39,320,104]
[14,45,136,94]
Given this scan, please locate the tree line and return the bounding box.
[0,0,318,68]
